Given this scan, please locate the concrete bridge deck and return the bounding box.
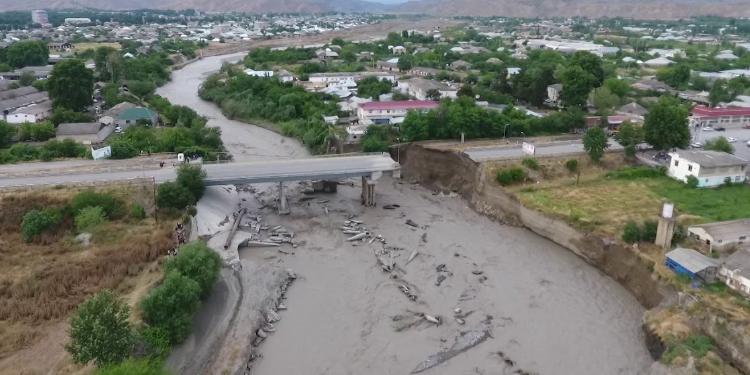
[0,153,400,188]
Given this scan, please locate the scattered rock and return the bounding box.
[75,232,92,247]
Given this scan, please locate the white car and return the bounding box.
[727,137,737,143]
[691,142,703,148]
[702,126,714,131]
[114,126,123,134]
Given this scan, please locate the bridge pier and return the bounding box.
[361,176,376,207]
[278,182,290,215]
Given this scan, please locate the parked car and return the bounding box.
[691,142,704,148]
[747,140,750,147]
[727,137,737,143]
[715,126,726,131]
[744,124,750,129]
[114,126,123,134]
[702,126,714,131]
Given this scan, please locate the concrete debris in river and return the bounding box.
[410,324,493,373]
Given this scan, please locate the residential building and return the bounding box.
[244,68,274,78]
[308,72,396,90]
[643,57,674,67]
[689,219,750,252]
[115,107,158,128]
[719,249,750,296]
[617,102,648,117]
[6,100,52,124]
[668,150,747,187]
[631,78,672,93]
[56,122,114,145]
[357,100,438,125]
[398,78,458,101]
[392,46,407,55]
[690,106,750,128]
[665,247,719,283]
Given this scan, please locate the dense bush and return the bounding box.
[141,272,201,344]
[75,206,107,232]
[521,158,540,170]
[686,176,700,189]
[622,220,658,244]
[130,203,146,219]
[157,182,194,210]
[95,359,169,375]
[66,290,135,367]
[176,165,206,202]
[18,122,55,142]
[606,166,666,180]
[496,167,526,186]
[361,125,395,152]
[71,191,125,219]
[136,327,170,359]
[565,159,578,173]
[164,242,221,297]
[21,208,62,242]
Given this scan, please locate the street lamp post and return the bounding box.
[396,137,401,164]
[503,123,510,139]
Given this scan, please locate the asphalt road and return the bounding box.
[691,126,750,161]
[463,139,623,162]
[0,154,400,188]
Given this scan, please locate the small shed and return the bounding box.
[665,247,719,283]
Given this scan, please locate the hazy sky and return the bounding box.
[368,0,410,3]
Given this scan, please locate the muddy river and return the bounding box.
[159,54,655,375]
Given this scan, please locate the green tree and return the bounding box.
[141,272,201,344]
[590,86,619,115]
[66,290,135,367]
[176,165,206,202]
[559,65,598,108]
[165,242,221,296]
[622,221,641,244]
[603,78,630,98]
[157,182,194,210]
[643,96,690,150]
[5,40,48,68]
[356,76,392,99]
[50,107,95,126]
[583,126,608,162]
[75,206,107,232]
[704,136,734,154]
[656,64,691,88]
[570,51,605,85]
[48,59,95,111]
[615,121,644,157]
[397,55,413,72]
[19,71,36,86]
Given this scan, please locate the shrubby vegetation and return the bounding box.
[361,125,396,152]
[496,167,526,186]
[141,241,220,344]
[200,70,341,152]
[400,97,584,142]
[18,122,56,142]
[75,206,107,232]
[157,165,206,210]
[21,208,63,242]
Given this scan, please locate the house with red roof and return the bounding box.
[690,106,750,129]
[357,100,439,125]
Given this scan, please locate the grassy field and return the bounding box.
[517,168,750,235]
[0,183,173,374]
[72,42,121,54]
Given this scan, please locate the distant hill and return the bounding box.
[393,0,750,19]
[0,0,746,19]
[0,0,386,13]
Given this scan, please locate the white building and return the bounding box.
[690,219,750,253]
[31,10,48,25]
[6,101,52,124]
[667,150,748,188]
[546,84,562,106]
[397,78,458,101]
[244,68,274,78]
[720,248,750,296]
[643,57,674,67]
[357,100,438,125]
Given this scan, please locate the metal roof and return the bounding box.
[724,249,750,279]
[672,150,748,168]
[666,247,718,274]
[689,219,750,242]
